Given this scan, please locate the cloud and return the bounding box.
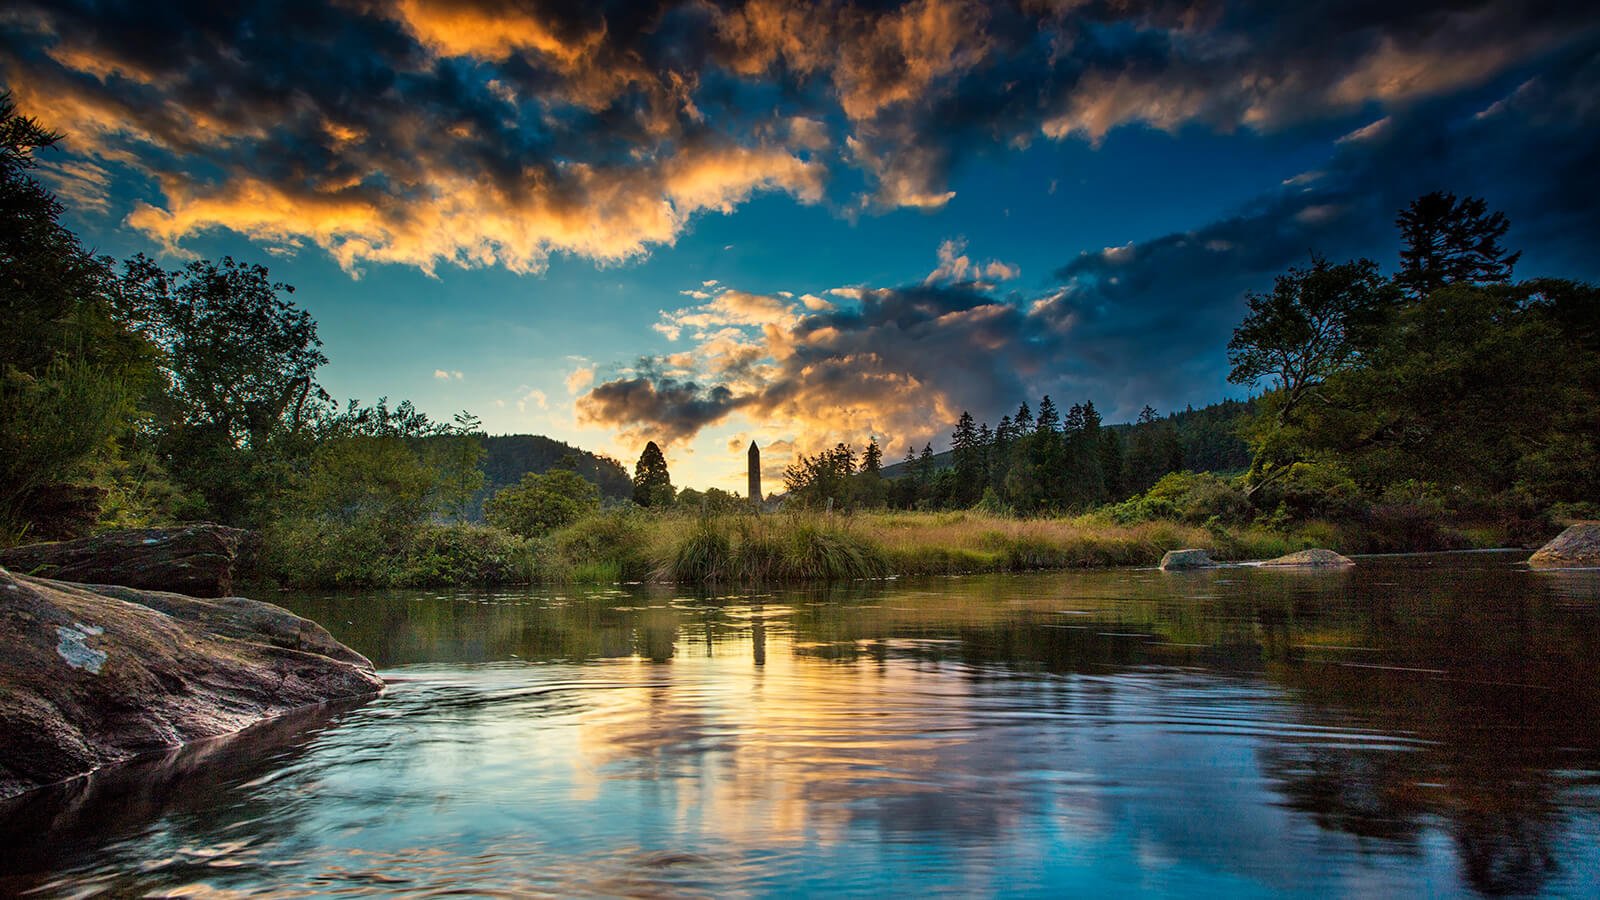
[10,0,1590,272]
[565,365,596,395]
[577,41,1600,459]
[925,237,1019,285]
[433,369,464,380]
[517,388,548,413]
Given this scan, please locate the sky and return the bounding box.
[5,0,1599,491]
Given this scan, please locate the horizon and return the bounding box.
[6,0,1598,490]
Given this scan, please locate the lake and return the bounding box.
[4,552,1599,897]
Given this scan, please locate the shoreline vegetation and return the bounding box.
[5,96,1597,592]
[253,500,1553,591]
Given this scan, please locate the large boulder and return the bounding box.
[0,524,252,598]
[1528,524,1600,568]
[1257,548,1355,568]
[1160,548,1216,570]
[0,567,382,800]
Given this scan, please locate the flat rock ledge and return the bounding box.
[0,524,252,598]
[1160,549,1216,570]
[1528,523,1600,568]
[0,566,382,801]
[1257,548,1355,568]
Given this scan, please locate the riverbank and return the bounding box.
[254,508,1542,590]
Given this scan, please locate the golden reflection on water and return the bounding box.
[4,554,1600,897]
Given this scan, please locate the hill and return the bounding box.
[465,434,632,518]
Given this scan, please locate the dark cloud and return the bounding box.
[5,0,1595,270]
[580,35,1600,448]
[580,375,747,443]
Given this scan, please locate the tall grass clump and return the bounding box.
[653,512,886,584]
[548,507,659,582]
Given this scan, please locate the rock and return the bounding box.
[0,524,252,598]
[1160,549,1216,570]
[1528,523,1600,568]
[0,566,382,800]
[1257,548,1355,568]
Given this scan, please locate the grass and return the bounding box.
[536,508,1326,586]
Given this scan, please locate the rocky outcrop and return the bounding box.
[1257,548,1355,568]
[1160,549,1216,570]
[0,567,382,800]
[1528,524,1600,568]
[0,524,252,598]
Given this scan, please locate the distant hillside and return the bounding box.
[881,398,1254,478]
[465,434,632,518]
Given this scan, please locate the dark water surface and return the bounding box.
[5,552,1600,897]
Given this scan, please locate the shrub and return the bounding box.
[1107,471,1251,526]
[550,507,657,581]
[399,523,536,586]
[485,469,600,537]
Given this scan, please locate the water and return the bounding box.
[4,552,1599,897]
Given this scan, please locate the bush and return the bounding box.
[261,519,535,588]
[399,523,536,586]
[549,507,657,581]
[1107,471,1252,526]
[1252,461,1364,525]
[485,469,600,537]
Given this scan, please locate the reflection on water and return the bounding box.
[3,552,1599,897]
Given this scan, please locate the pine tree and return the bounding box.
[1035,396,1059,433]
[632,441,674,507]
[1396,191,1520,298]
[951,411,979,486]
[1014,401,1033,434]
[1099,428,1126,499]
[861,438,883,475]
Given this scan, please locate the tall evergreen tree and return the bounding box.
[632,440,673,507]
[1035,396,1059,433]
[1014,401,1033,434]
[1396,191,1520,298]
[861,438,883,475]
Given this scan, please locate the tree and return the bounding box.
[125,254,328,447]
[0,92,153,539]
[632,441,674,507]
[1395,192,1520,298]
[861,438,883,475]
[485,468,600,537]
[1035,396,1059,433]
[1227,255,1394,423]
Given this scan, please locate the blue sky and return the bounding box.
[6,1,1599,488]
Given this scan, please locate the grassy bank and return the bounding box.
[257,508,1373,589]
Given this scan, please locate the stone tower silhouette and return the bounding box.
[748,441,761,512]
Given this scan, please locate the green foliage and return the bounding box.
[485,468,600,538]
[263,520,533,588]
[650,513,888,584]
[472,434,631,516]
[674,486,747,514]
[549,508,657,581]
[1227,255,1396,420]
[1106,471,1252,527]
[0,93,154,540]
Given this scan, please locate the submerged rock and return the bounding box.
[1528,524,1600,568]
[0,524,252,598]
[1257,549,1355,568]
[0,567,382,800]
[1160,549,1216,570]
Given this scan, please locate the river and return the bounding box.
[3,552,1598,897]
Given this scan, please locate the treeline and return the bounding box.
[784,400,1232,514]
